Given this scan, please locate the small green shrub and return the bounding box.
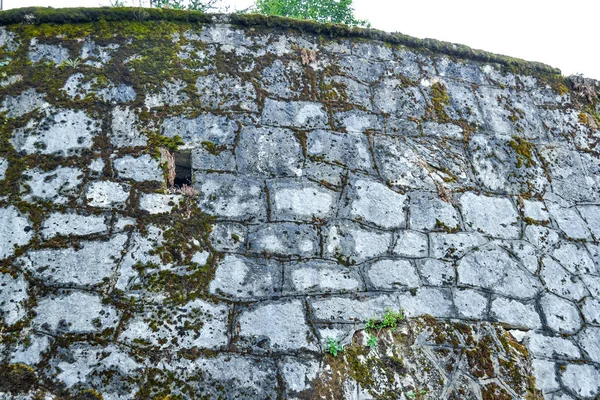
[366,334,378,348]
[326,337,344,357]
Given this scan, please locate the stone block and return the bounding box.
[324,221,393,263]
[392,230,428,258]
[40,212,108,239]
[367,258,420,289]
[540,293,583,334]
[307,129,374,172]
[22,166,84,205]
[85,181,131,208]
[409,191,460,232]
[268,180,336,222]
[209,254,281,299]
[248,223,318,258]
[113,154,163,182]
[0,206,33,260]
[261,98,328,129]
[459,192,519,239]
[284,260,362,294]
[0,272,29,326]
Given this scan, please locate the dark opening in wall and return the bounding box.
[174,150,192,187]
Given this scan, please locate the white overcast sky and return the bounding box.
[4,0,599,79]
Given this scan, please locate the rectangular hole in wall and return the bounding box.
[174,150,192,188]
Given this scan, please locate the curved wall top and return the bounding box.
[0,8,600,399]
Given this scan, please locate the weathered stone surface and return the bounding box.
[459,192,519,239]
[162,113,237,147]
[540,256,588,301]
[121,299,229,350]
[577,327,600,363]
[490,297,541,329]
[33,291,120,333]
[1,88,49,118]
[209,222,247,252]
[457,246,541,299]
[19,234,128,286]
[23,166,84,205]
[341,178,407,229]
[430,232,488,259]
[110,106,147,147]
[10,334,51,365]
[248,223,318,258]
[209,254,281,299]
[0,206,33,260]
[262,98,328,129]
[367,258,420,289]
[237,300,318,352]
[40,212,108,239]
[324,222,393,263]
[11,109,101,155]
[311,294,399,322]
[547,201,592,240]
[284,260,362,294]
[526,332,581,359]
[559,363,600,398]
[540,293,583,334]
[196,73,257,112]
[237,125,303,177]
[0,272,29,326]
[417,258,455,286]
[454,288,488,319]
[397,287,454,318]
[85,181,131,208]
[268,180,336,222]
[0,157,7,181]
[28,39,69,64]
[113,154,163,182]
[307,129,373,172]
[196,173,266,221]
[581,297,600,325]
[392,230,428,257]
[139,193,181,214]
[409,191,460,231]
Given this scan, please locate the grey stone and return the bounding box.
[268,180,336,222]
[0,157,7,181]
[373,80,425,117]
[10,109,100,155]
[209,254,281,299]
[367,259,420,289]
[525,225,561,251]
[342,179,407,229]
[281,357,320,393]
[237,299,318,352]
[397,287,454,318]
[302,159,346,188]
[416,259,455,286]
[559,364,600,398]
[110,106,147,147]
[40,212,108,239]
[324,75,372,109]
[192,146,236,172]
[260,59,302,99]
[10,334,51,365]
[162,113,237,147]
[499,240,540,274]
[578,205,600,241]
[339,55,386,84]
[0,272,29,326]
[454,288,488,319]
[307,129,374,172]
[85,181,131,208]
[22,166,84,205]
[540,293,583,334]
[311,294,399,322]
[79,40,119,67]
[284,260,362,294]
[196,173,266,222]
[409,191,460,232]
[457,245,541,299]
[552,242,597,275]
[209,222,247,252]
[334,110,383,134]
[139,193,181,214]
[392,230,428,258]
[98,83,136,103]
[261,98,327,129]
[541,146,599,203]
[0,28,18,51]
[113,154,163,182]
[88,158,104,177]
[540,256,588,301]
[526,332,580,359]
[523,199,550,222]
[547,202,591,240]
[459,192,519,239]
[0,206,33,260]
[28,39,70,64]
[33,291,120,333]
[0,88,49,118]
[19,234,128,286]
[490,297,541,329]
[196,73,257,112]
[421,121,464,141]
[577,327,600,363]
[115,226,164,291]
[469,134,548,194]
[324,222,393,263]
[248,223,318,258]
[144,79,189,108]
[532,359,560,393]
[121,299,229,350]
[429,232,488,259]
[581,297,600,325]
[236,125,303,177]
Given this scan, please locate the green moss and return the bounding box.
[0,363,39,395]
[429,82,450,122]
[434,219,460,233]
[508,136,536,169]
[200,141,227,155]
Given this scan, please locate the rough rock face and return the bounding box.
[0,8,600,400]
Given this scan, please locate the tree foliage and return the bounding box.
[254,0,370,27]
[149,0,225,12]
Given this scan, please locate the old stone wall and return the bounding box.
[0,8,599,400]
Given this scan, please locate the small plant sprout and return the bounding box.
[406,389,427,399]
[366,334,378,348]
[62,57,82,68]
[326,337,344,357]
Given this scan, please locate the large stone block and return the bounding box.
[268,180,336,222]
[459,192,519,239]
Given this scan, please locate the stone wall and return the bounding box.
[0,8,599,400]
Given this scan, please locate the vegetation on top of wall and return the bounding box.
[0,6,564,79]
